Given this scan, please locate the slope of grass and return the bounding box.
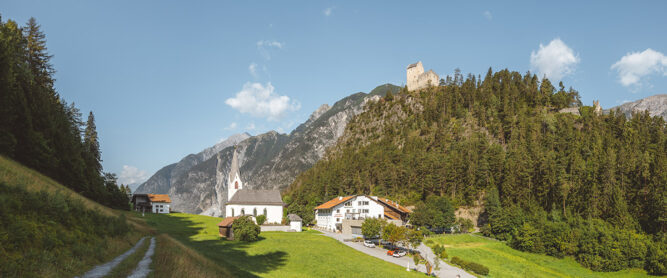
[0,155,147,277]
[144,212,423,278]
[427,234,652,278]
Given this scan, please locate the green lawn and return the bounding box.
[426,234,652,278]
[143,213,422,278]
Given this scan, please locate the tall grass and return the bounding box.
[0,155,147,277]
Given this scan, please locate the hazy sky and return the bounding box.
[3,1,666,186]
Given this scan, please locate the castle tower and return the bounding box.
[406,61,424,91]
[593,100,602,116]
[227,147,243,201]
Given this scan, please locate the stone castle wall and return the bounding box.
[407,61,439,91]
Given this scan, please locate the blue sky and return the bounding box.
[3,1,666,186]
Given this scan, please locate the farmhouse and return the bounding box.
[224,149,284,224]
[131,193,171,214]
[314,195,411,234]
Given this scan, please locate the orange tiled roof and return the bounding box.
[217,216,240,227]
[376,197,411,213]
[314,196,355,210]
[384,210,401,220]
[147,194,171,203]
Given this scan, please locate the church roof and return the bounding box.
[227,189,284,205]
[229,148,240,185]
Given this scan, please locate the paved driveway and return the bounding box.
[318,230,474,278]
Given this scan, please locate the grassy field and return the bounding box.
[426,234,652,278]
[143,212,423,278]
[0,155,152,277]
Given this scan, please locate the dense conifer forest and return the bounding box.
[285,69,666,274]
[0,16,128,209]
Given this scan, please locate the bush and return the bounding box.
[424,239,434,245]
[450,256,489,276]
[255,215,266,225]
[468,262,489,275]
[232,215,261,242]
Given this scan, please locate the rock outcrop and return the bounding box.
[608,94,667,120]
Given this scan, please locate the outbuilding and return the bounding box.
[288,214,302,232]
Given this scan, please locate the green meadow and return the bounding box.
[143,212,423,278]
[426,234,652,278]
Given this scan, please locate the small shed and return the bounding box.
[217,216,239,240]
[288,214,302,232]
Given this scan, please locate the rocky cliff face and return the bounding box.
[608,94,667,120]
[135,133,251,195]
[137,84,401,216]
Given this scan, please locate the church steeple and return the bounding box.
[227,147,243,201]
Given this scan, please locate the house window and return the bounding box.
[231,208,235,217]
[235,181,238,189]
[336,218,340,222]
[379,214,382,218]
[336,209,340,213]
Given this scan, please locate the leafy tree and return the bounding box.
[232,215,261,242]
[361,217,385,239]
[407,229,423,251]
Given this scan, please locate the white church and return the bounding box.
[224,149,285,224]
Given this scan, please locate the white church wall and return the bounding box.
[226,204,283,224]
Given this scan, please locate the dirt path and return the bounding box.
[76,237,148,278]
[127,236,156,278]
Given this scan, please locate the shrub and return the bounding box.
[424,239,434,245]
[433,244,445,256]
[232,215,261,242]
[450,256,489,276]
[255,215,266,225]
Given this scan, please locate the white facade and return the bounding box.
[315,196,385,231]
[225,204,283,224]
[152,202,170,214]
[290,220,302,232]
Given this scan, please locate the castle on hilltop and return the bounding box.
[407,61,439,91]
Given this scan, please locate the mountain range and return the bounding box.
[135,84,400,215]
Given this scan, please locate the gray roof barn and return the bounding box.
[227,189,285,205]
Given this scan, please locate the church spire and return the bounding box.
[229,146,240,185]
[227,146,243,201]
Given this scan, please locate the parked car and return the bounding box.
[386,248,399,256]
[392,250,407,257]
[363,240,375,248]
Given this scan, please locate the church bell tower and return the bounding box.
[227,147,243,201]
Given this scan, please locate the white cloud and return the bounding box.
[249,63,258,78]
[483,10,492,20]
[256,40,284,60]
[118,165,149,186]
[324,7,334,16]
[246,123,256,130]
[530,38,580,81]
[225,82,300,121]
[225,122,237,130]
[611,48,667,89]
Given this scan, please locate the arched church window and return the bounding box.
[235,181,238,189]
[231,208,235,217]
[253,208,257,216]
[263,208,267,216]
[241,208,245,215]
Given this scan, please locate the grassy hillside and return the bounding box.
[0,155,144,277]
[426,234,651,278]
[144,212,423,278]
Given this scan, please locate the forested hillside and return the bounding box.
[0,16,128,209]
[285,69,666,274]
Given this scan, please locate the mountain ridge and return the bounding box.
[136,84,402,216]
